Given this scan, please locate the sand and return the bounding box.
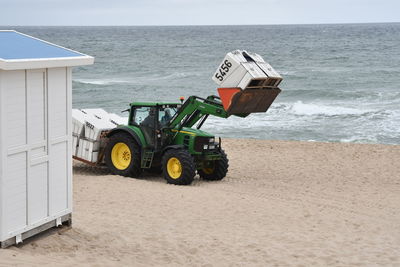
[0,139,399,266]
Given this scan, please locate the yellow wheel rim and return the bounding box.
[167,157,182,179]
[111,142,131,170]
[203,167,214,174]
[202,162,215,174]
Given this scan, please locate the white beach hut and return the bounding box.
[0,30,94,248]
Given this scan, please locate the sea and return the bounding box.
[4,24,400,145]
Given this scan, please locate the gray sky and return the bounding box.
[1,0,399,26]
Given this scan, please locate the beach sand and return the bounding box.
[0,139,399,266]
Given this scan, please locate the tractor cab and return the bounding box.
[128,102,180,150]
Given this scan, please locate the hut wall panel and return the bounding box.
[28,162,48,224]
[49,142,68,214]
[4,70,26,148]
[48,68,69,215]
[1,71,28,237]
[3,152,27,235]
[26,69,49,225]
[48,68,67,139]
[27,70,46,154]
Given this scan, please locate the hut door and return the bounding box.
[26,69,48,224]
[2,69,48,233]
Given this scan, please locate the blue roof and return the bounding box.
[0,31,84,60]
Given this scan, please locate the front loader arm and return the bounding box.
[168,95,230,129]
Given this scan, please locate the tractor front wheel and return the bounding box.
[105,133,142,178]
[198,149,229,181]
[162,149,196,185]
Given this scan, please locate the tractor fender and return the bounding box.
[107,127,142,147]
[161,144,185,155]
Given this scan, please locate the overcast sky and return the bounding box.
[0,0,399,26]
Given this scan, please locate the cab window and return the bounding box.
[159,107,177,126]
[133,107,151,125]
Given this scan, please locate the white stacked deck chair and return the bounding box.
[108,113,129,126]
[79,109,115,163]
[212,50,282,115]
[0,30,94,248]
[72,109,128,164]
[72,109,87,157]
[212,49,282,89]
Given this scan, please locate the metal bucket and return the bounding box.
[218,87,281,115]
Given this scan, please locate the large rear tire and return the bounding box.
[162,149,195,185]
[105,133,142,177]
[198,149,229,181]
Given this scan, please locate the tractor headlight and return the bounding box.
[194,136,217,152]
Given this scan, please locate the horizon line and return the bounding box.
[1,21,399,27]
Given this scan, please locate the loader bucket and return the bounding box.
[218,87,281,115]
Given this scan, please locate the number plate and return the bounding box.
[214,59,233,82]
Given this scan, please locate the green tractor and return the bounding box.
[104,90,280,185]
[101,50,282,185]
[104,95,232,185]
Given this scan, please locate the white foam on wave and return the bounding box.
[153,72,194,80]
[340,136,378,144]
[74,72,197,86]
[74,79,130,85]
[277,70,296,75]
[289,101,370,116]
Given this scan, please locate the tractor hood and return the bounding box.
[172,127,214,138]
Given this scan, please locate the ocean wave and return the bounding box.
[324,56,349,61]
[288,101,374,116]
[144,72,195,81]
[74,79,130,85]
[277,70,296,75]
[73,72,199,86]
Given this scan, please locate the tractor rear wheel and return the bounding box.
[198,149,229,181]
[162,149,196,185]
[105,133,142,177]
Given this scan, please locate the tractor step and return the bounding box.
[141,150,154,168]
